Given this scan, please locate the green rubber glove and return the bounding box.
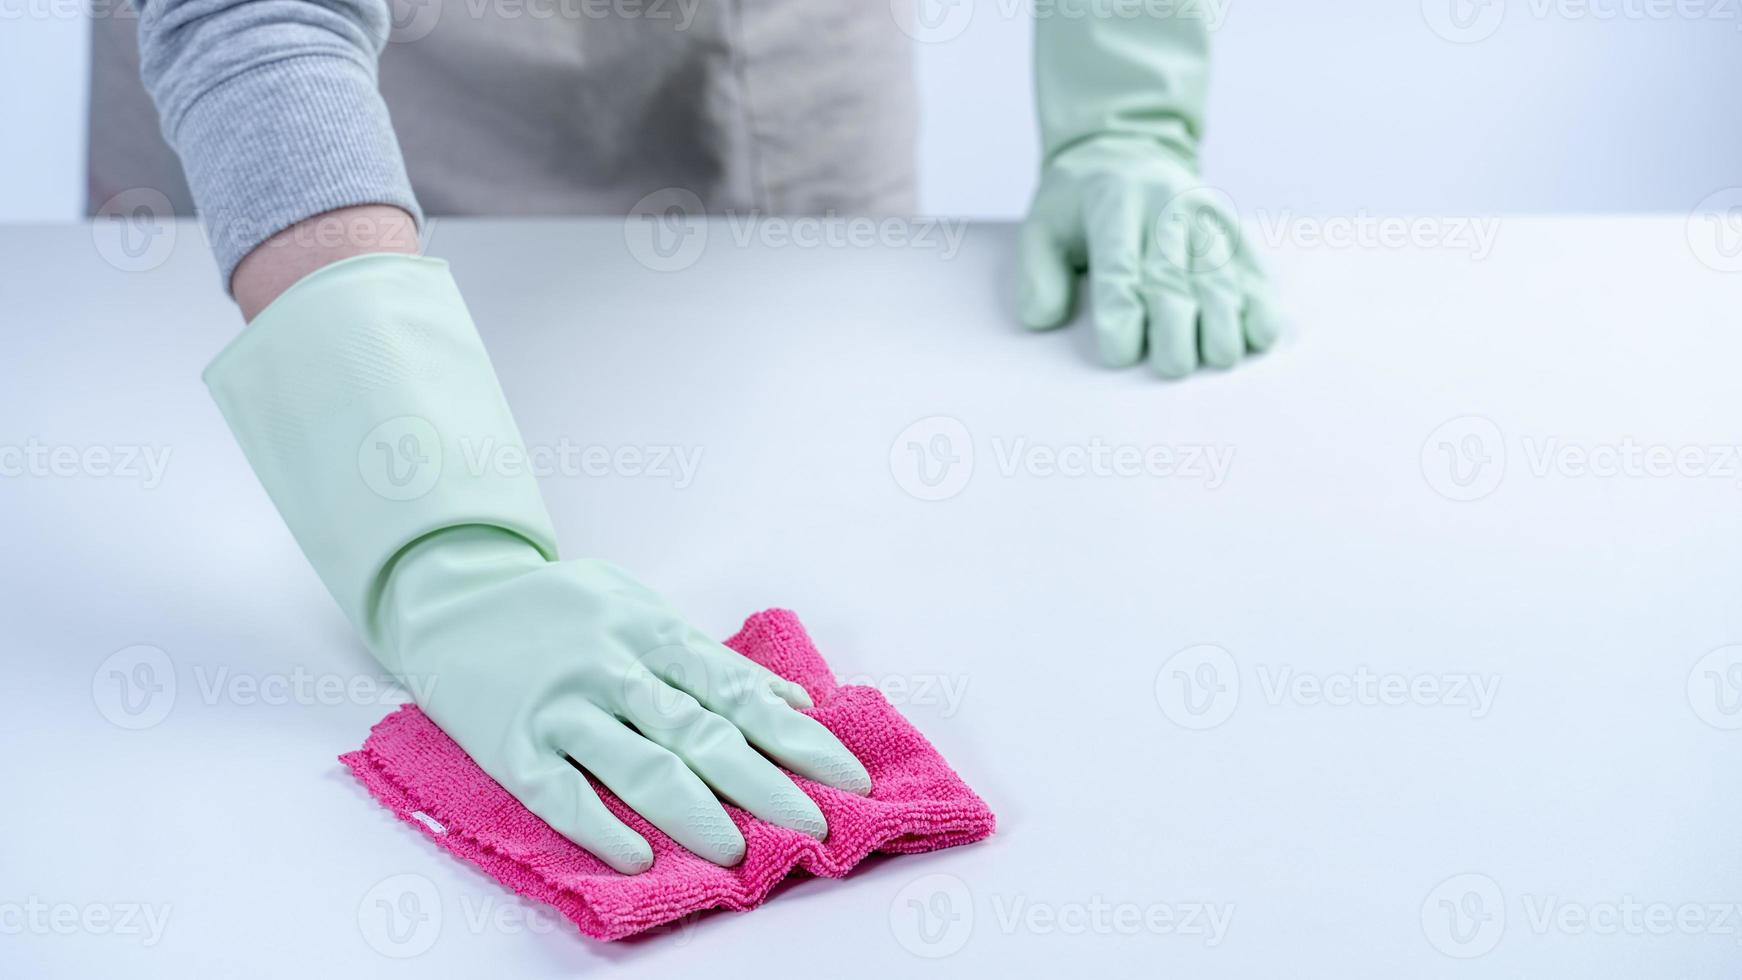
[1018,1,1280,377]
[204,254,870,874]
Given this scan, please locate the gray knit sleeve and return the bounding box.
[134,0,423,290]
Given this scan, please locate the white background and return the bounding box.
[4,0,1742,221]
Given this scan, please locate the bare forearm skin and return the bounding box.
[232,205,419,321]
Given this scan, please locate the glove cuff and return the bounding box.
[1033,0,1209,166]
[204,253,560,668]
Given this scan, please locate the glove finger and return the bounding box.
[1142,205,1199,378]
[1143,290,1200,379]
[690,626,817,710]
[653,640,872,795]
[617,669,828,840]
[560,705,747,867]
[510,754,654,874]
[1194,266,1244,370]
[1211,203,1281,353]
[657,625,815,711]
[1242,284,1284,352]
[1084,182,1147,367]
[727,695,872,796]
[1017,211,1077,331]
[769,676,815,710]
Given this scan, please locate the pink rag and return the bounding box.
[340,609,995,941]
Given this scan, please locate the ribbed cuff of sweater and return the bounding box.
[169,54,422,291]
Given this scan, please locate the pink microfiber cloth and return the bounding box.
[340,609,995,941]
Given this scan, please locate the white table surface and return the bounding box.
[3,215,1741,978]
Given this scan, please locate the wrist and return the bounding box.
[232,205,419,321]
[1046,132,1198,173]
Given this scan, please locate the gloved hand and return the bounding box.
[1017,1,1280,377]
[204,254,869,874]
[384,528,867,872]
